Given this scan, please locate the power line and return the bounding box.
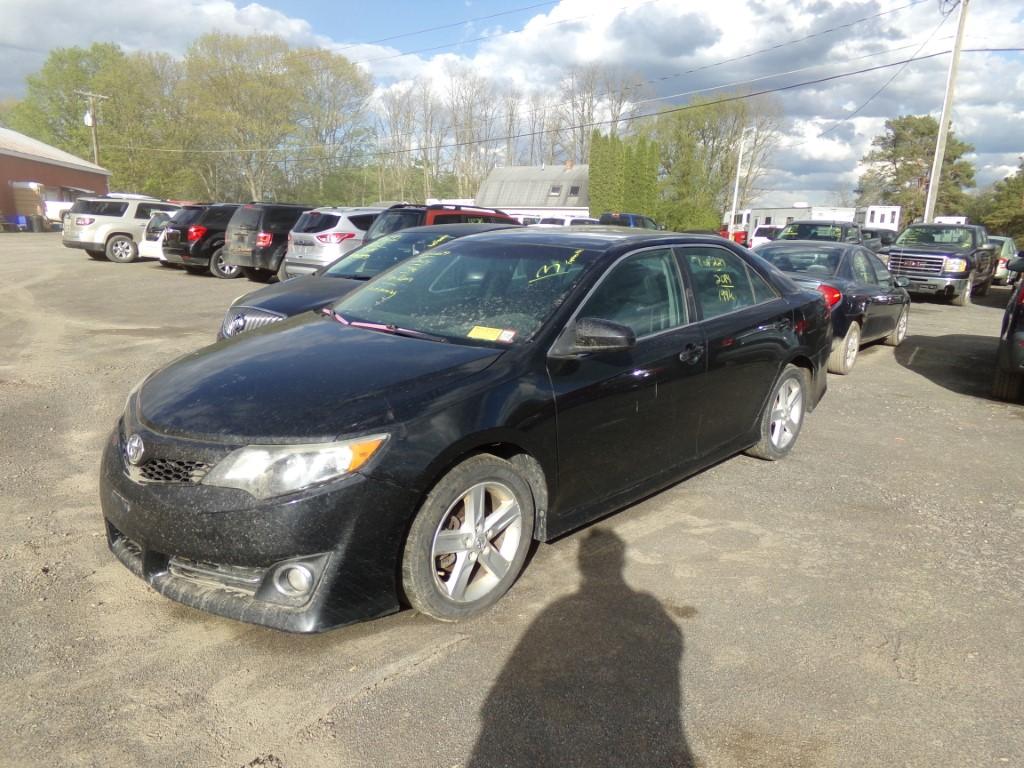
[104,48,1021,166]
[817,7,954,137]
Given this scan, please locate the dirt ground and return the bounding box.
[1,233,1022,768]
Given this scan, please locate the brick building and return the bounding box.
[1,127,110,224]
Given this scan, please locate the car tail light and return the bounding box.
[256,231,273,247]
[816,284,843,309]
[187,224,208,242]
[75,217,94,225]
[316,232,356,245]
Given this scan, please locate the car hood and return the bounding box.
[235,274,365,317]
[139,315,502,442]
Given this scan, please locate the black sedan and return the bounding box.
[993,255,1024,401]
[219,223,518,338]
[100,228,831,633]
[754,240,911,374]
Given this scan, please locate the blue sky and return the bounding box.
[1,0,1021,203]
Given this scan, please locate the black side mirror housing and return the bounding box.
[550,317,637,357]
[1007,256,1024,273]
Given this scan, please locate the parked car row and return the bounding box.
[99,225,834,633]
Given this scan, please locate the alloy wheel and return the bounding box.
[769,378,803,451]
[431,481,524,603]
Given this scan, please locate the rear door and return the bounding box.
[845,248,895,340]
[677,244,792,455]
[226,205,261,259]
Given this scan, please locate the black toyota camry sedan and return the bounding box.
[101,228,831,633]
[754,240,911,375]
[218,223,518,339]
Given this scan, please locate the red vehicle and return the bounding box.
[364,203,517,243]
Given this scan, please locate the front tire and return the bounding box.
[210,248,241,279]
[992,368,1022,402]
[828,320,860,374]
[105,235,138,263]
[401,454,535,622]
[952,274,973,306]
[884,307,909,347]
[745,365,807,461]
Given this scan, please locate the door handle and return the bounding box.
[757,318,791,332]
[678,343,704,364]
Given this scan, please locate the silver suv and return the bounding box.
[283,207,382,278]
[62,195,180,263]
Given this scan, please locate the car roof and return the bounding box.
[305,206,386,215]
[385,222,522,236]
[441,225,733,255]
[784,219,852,225]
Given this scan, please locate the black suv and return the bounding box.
[223,203,311,282]
[363,203,516,243]
[162,203,241,279]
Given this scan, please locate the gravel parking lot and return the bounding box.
[2,233,1022,768]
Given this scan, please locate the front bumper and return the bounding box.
[99,428,419,632]
[900,275,970,296]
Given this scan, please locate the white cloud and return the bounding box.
[1,0,1021,202]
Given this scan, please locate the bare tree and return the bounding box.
[444,63,502,197]
[412,78,448,200]
[558,65,600,163]
[502,86,522,166]
[377,83,416,200]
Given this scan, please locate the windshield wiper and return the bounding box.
[328,273,373,281]
[321,308,446,342]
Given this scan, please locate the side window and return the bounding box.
[135,203,155,219]
[870,253,893,285]
[849,250,878,284]
[845,226,861,243]
[578,249,686,337]
[680,246,777,319]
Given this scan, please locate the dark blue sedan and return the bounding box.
[755,240,911,374]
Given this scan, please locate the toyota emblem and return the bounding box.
[125,434,145,466]
[228,314,247,336]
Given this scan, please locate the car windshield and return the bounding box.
[332,239,598,345]
[895,226,974,249]
[323,231,458,280]
[757,245,843,276]
[778,223,843,241]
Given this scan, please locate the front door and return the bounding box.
[547,248,706,533]
[846,247,897,340]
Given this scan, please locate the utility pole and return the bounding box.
[728,127,753,239]
[923,0,970,223]
[74,90,110,166]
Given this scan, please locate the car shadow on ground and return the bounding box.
[464,529,697,767]
[894,333,1000,400]
[910,288,1011,312]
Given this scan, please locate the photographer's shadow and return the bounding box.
[467,529,696,768]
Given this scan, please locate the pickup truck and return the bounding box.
[881,223,997,306]
[776,219,889,252]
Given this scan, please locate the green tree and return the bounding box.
[856,115,975,224]
[587,131,656,217]
[979,161,1024,240]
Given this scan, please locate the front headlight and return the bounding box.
[944,257,968,273]
[202,434,388,499]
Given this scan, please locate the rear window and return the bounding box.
[200,205,238,228]
[169,207,206,226]
[264,207,308,232]
[599,213,638,226]
[229,205,262,231]
[367,209,425,240]
[135,202,178,219]
[293,211,341,233]
[758,245,843,276]
[69,199,128,217]
[778,223,843,241]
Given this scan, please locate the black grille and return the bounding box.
[139,458,212,483]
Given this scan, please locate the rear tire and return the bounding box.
[401,454,535,622]
[241,267,274,283]
[992,368,1022,402]
[884,307,909,347]
[745,365,807,461]
[86,249,106,260]
[827,321,860,375]
[210,248,242,279]
[952,274,973,306]
[105,235,138,263]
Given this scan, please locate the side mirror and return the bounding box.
[979,243,996,252]
[894,276,911,288]
[550,317,637,357]
[1007,257,1024,273]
